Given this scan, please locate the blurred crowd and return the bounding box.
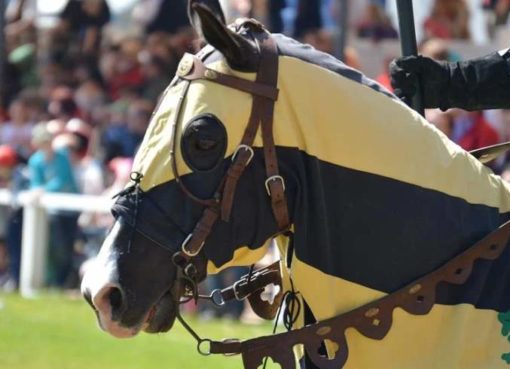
[0,0,509,320]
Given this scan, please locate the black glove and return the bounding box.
[391,53,510,111]
[390,55,451,110]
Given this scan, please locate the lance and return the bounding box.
[0,0,6,110]
[396,0,424,116]
[335,0,349,61]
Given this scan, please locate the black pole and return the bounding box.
[335,0,348,61]
[0,0,6,110]
[396,0,424,116]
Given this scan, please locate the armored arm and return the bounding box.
[390,50,510,111]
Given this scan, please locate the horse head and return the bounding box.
[81,4,510,368]
[81,0,294,338]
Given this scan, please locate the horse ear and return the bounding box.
[189,2,259,71]
[188,0,226,26]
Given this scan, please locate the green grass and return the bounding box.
[0,292,277,369]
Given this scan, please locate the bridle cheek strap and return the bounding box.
[176,28,290,261]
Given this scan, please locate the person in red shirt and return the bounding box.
[452,111,500,151]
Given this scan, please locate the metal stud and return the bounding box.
[177,55,194,77]
[364,308,380,318]
[316,326,332,336]
[409,284,422,295]
[205,69,218,80]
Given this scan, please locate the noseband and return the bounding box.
[168,20,290,276]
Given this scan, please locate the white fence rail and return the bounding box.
[0,189,114,298]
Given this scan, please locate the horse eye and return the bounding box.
[181,114,227,172]
[195,138,217,151]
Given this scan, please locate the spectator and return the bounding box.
[8,43,38,90]
[74,80,107,124]
[28,123,79,287]
[139,55,172,102]
[426,109,454,138]
[101,99,153,162]
[104,39,144,100]
[0,97,36,156]
[424,0,471,40]
[268,0,287,33]
[356,3,398,41]
[54,0,111,57]
[376,57,397,91]
[53,119,104,197]
[450,110,500,151]
[495,0,510,24]
[0,144,29,289]
[132,0,189,35]
[484,0,510,26]
[294,0,323,39]
[47,86,80,123]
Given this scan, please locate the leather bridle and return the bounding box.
[167,20,290,280]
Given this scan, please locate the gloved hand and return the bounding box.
[390,55,451,110]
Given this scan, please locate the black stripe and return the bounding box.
[273,147,510,312]
[273,34,397,99]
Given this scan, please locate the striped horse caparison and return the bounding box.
[81,3,510,369]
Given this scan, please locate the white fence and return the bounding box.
[0,189,114,298]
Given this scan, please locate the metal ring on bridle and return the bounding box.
[232,145,255,165]
[197,339,212,356]
[181,234,204,257]
[211,289,226,306]
[265,175,286,196]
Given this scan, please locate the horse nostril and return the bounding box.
[109,287,123,312]
[91,284,126,321]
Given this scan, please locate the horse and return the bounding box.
[81,1,510,368]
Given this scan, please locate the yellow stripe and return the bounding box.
[292,257,509,369]
[134,56,510,212]
[206,242,270,274]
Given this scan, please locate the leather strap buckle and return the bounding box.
[181,234,204,257]
[265,175,286,196]
[232,145,255,165]
[232,279,247,301]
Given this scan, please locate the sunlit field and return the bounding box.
[0,292,277,369]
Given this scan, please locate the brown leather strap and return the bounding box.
[178,53,279,100]
[200,262,283,320]
[208,220,510,368]
[221,32,290,232]
[181,206,220,259]
[221,106,261,221]
[252,33,289,232]
[219,261,281,300]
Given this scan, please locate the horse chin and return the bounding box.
[143,290,178,333]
